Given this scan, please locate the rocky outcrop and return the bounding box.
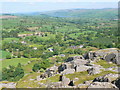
[87,67,102,75]
[112,77,120,88]
[76,65,91,72]
[84,48,120,65]
[87,82,118,88]
[61,69,75,75]
[93,74,118,83]
[35,48,120,88]
[58,64,67,73]
[66,56,84,62]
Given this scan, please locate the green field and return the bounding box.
[0,50,12,59]
[1,58,38,68]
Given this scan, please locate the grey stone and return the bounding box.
[112,77,120,88]
[58,64,67,73]
[93,73,119,83]
[66,55,84,62]
[62,69,75,75]
[87,67,102,75]
[87,82,118,88]
[76,65,91,72]
[61,76,70,86]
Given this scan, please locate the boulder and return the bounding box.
[84,48,120,65]
[62,69,75,75]
[83,80,93,85]
[58,64,67,73]
[48,65,58,72]
[68,80,74,86]
[104,53,116,62]
[66,56,84,62]
[76,65,91,72]
[70,59,88,68]
[106,66,120,73]
[47,82,63,88]
[87,82,118,88]
[40,73,47,79]
[87,67,102,75]
[112,77,120,88]
[77,84,89,88]
[93,73,119,83]
[61,76,70,86]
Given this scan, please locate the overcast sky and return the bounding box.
[1,1,118,13]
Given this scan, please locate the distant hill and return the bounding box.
[41,8,118,19]
[1,8,118,19]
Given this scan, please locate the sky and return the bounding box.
[1,0,119,13]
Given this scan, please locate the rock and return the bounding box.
[61,76,70,86]
[77,84,89,88]
[87,82,118,88]
[76,65,91,72]
[93,74,118,83]
[40,73,47,79]
[62,69,75,75]
[105,66,119,73]
[84,48,120,65]
[84,80,93,85]
[105,53,116,62]
[36,76,42,81]
[66,56,84,62]
[47,82,63,88]
[45,69,53,77]
[48,65,58,72]
[0,82,16,88]
[70,59,88,69]
[68,80,74,86]
[87,67,102,75]
[58,64,67,73]
[112,77,120,88]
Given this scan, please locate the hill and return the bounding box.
[41,8,118,19]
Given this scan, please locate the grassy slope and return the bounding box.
[1,58,38,68]
[0,50,12,59]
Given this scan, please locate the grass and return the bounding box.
[16,72,42,88]
[23,60,41,74]
[0,50,12,59]
[93,60,117,68]
[40,74,61,84]
[2,38,19,42]
[1,58,38,68]
[65,70,118,85]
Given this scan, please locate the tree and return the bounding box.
[32,63,41,72]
